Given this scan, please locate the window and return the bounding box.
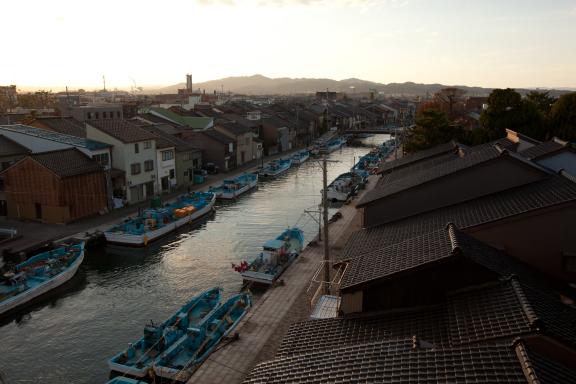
[184,152,193,161]
[134,143,139,153]
[92,153,109,167]
[102,111,107,119]
[143,140,152,149]
[169,169,175,178]
[95,112,99,120]
[131,163,141,175]
[144,160,154,172]
[86,112,92,120]
[162,150,174,161]
[116,111,121,118]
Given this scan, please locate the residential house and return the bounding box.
[86,120,159,203]
[154,138,176,194]
[245,224,576,383]
[135,122,203,188]
[214,120,256,165]
[1,148,107,223]
[67,104,123,122]
[260,116,290,155]
[186,129,236,172]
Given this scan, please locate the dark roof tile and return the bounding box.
[87,119,158,143]
[359,144,506,207]
[30,148,103,177]
[34,116,86,138]
[377,141,459,174]
[341,174,576,261]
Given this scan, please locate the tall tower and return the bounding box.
[186,74,193,95]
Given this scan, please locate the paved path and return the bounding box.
[187,175,378,384]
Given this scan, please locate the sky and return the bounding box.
[2,0,576,91]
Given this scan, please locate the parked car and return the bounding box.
[193,169,207,177]
[202,163,219,175]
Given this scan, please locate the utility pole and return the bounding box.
[322,155,330,294]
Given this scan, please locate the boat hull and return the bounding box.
[241,253,297,286]
[216,177,258,200]
[105,195,215,247]
[0,245,85,317]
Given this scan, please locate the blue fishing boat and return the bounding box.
[209,172,258,200]
[322,137,346,153]
[235,228,305,286]
[153,293,252,381]
[0,241,85,316]
[108,287,221,378]
[259,158,292,178]
[291,150,310,165]
[104,192,216,247]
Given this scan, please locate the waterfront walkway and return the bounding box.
[188,175,378,384]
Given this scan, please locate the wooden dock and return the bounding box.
[187,176,377,384]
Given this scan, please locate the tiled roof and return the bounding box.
[201,129,235,144]
[30,148,103,177]
[135,124,198,152]
[244,340,528,384]
[0,124,110,150]
[216,120,253,136]
[447,280,534,345]
[340,224,543,291]
[358,144,507,207]
[33,116,86,138]
[277,306,448,358]
[520,344,576,384]
[377,140,459,174]
[87,120,158,143]
[340,174,576,261]
[519,138,573,160]
[135,113,184,129]
[0,135,30,156]
[341,227,454,290]
[146,107,213,129]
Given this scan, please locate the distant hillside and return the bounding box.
[155,74,570,97]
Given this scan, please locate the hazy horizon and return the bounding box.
[3,0,576,91]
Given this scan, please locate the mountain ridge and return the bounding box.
[155,74,572,97]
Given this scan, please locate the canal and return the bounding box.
[0,135,388,384]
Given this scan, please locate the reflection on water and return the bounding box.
[0,135,387,384]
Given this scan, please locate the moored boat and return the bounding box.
[235,228,305,286]
[108,287,221,378]
[209,173,258,200]
[259,158,292,178]
[291,150,310,165]
[153,293,252,382]
[0,241,85,317]
[326,170,368,202]
[105,377,146,384]
[104,192,216,247]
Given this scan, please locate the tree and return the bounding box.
[480,88,546,140]
[404,106,464,152]
[550,92,576,141]
[526,91,555,114]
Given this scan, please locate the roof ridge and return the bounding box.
[559,169,576,184]
[509,277,541,329]
[446,223,461,255]
[514,339,542,384]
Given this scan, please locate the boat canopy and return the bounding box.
[263,239,285,250]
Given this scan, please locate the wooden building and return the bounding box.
[2,148,107,223]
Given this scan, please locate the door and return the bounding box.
[35,203,42,219]
[145,181,154,198]
[161,176,169,192]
